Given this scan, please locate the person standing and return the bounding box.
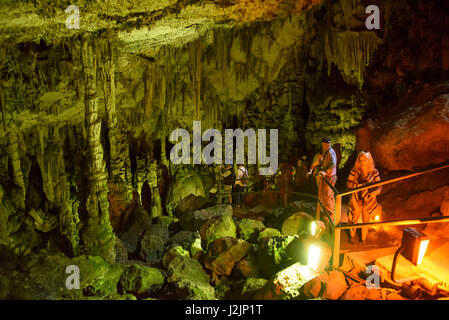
[219,164,233,204]
[234,164,248,208]
[309,137,338,220]
[347,151,382,244]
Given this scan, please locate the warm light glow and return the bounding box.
[417,239,429,265]
[311,221,317,236]
[374,215,380,221]
[308,245,321,270]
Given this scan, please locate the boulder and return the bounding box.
[231,252,260,279]
[170,231,204,259]
[173,194,212,217]
[166,255,215,300]
[162,246,190,269]
[119,206,152,254]
[281,211,314,236]
[357,88,449,171]
[139,224,169,264]
[166,169,206,216]
[114,238,128,264]
[181,205,233,231]
[0,271,10,299]
[18,252,110,299]
[254,263,311,300]
[340,285,367,300]
[204,237,251,277]
[94,263,125,296]
[441,189,449,216]
[119,264,164,295]
[199,215,237,248]
[237,219,266,242]
[316,270,348,300]
[257,236,296,278]
[257,228,282,241]
[264,207,294,230]
[226,278,268,300]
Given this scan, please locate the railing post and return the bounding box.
[315,176,321,220]
[333,194,342,268]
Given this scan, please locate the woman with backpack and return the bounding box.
[234,164,248,208]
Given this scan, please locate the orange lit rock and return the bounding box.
[357,86,449,171]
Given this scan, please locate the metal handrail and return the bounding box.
[338,162,449,197]
[331,160,449,268]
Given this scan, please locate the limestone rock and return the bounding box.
[139,223,170,264]
[237,219,266,242]
[281,211,314,236]
[204,237,251,277]
[114,238,128,264]
[317,270,348,300]
[257,228,282,241]
[162,246,190,269]
[166,255,215,300]
[358,89,449,171]
[199,215,237,248]
[166,169,205,216]
[254,263,311,300]
[226,278,268,300]
[119,206,152,254]
[257,235,296,278]
[340,285,367,300]
[231,252,260,279]
[181,205,233,232]
[441,189,449,216]
[119,264,165,295]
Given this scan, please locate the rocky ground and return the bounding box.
[0,192,431,301]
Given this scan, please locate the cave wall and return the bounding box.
[1,0,449,259]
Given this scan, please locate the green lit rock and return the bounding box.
[226,278,268,300]
[0,271,10,299]
[119,264,165,295]
[162,246,190,269]
[93,263,125,296]
[257,235,296,278]
[254,263,311,300]
[28,208,58,232]
[204,237,251,277]
[139,224,169,264]
[181,205,233,231]
[170,231,204,259]
[166,169,205,217]
[166,255,215,300]
[18,252,109,299]
[264,207,294,230]
[281,211,313,237]
[257,228,282,241]
[231,251,260,279]
[237,219,265,242]
[199,215,237,248]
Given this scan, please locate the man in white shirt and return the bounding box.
[234,164,248,207]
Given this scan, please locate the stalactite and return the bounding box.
[324,30,382,88]
[189,39,202,120]
[144,62,155,117]
[80,35,115,263]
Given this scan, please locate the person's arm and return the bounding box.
[321,149,337,173]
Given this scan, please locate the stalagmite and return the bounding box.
[81,35,115,263]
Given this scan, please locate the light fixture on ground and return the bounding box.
[391,227,430,283]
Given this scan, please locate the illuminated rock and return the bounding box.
[199,215,237,248]
[204,237,251,277]
[237,218,266,242]
[119,264,164,295]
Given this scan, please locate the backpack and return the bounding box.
[239,167,249,185]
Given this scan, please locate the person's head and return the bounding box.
[321,137,332,152]
[356,151,375,176]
